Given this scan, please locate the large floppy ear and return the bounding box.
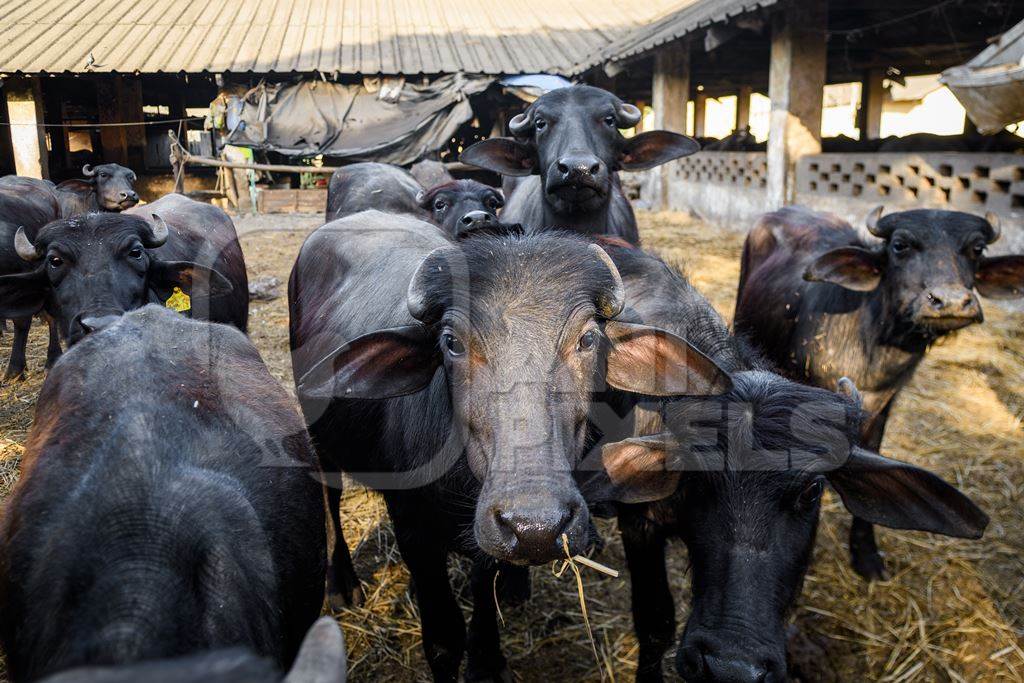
[804,246,883,292]
[148,260,234,297]
[620,131,700,171]
[0,270,48,319]
[603,320,732,396]
[975,254,1024,299]
[282,617,347,683]
[827,447,989,538]
[595,435,681,504]
[297,325,440,401]
[460,138,537,176]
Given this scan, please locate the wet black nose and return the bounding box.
[460,210,496,228]
[556,154,602,180]
[77,314,120,335]
[120,191,139,202]
[678,641,781,683]
[483,499,587,562]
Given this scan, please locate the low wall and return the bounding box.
[637,151,1024,255]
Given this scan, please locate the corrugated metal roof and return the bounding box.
[0,0,684,76]
[575,0,779,74]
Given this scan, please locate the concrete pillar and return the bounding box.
[859,67,885,140]
[652,43,690,134]
[96,76,128,165]
[736,85,752,131]
[766,0,827,208]
[5,77,49,179]
[651,41,690,210]
[693,92,708,138]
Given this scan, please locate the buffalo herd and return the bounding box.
[0,84,1021,683]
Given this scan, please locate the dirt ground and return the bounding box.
[1,211,1023,682]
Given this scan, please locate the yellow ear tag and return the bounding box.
[165,286,191,313]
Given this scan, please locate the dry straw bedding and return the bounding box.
[0,212,1022,682]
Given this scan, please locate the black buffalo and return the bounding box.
[325,162,424,222]
[0,305,327,683]
[0,194,248,347]
[460,85,699,244]
[0,176,63,379]
[35,618,346,683]
[415,179,504,237]
[55,163,140,216]
[288,211,708,680]
[589,241,989,682]
[733,206,1023,580]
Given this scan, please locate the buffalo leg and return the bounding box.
[621,511,674,683]
[388,495,465,682]
[3,316,31,381]
[465,559,511,682]
[849,404,893,581]
[44,317,62,369]
[324,481,363,609]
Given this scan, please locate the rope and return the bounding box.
[0,117,204,128]
[829,0,965,38]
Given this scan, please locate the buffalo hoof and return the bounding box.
[325,584,364,612]
[850,549,887,582]
[464,661,513,683]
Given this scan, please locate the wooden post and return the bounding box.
[652,41,690,210]
[5,76,49,179]
[168,131,185,194]
[766,0,827,208]
[652,42,690,134]
[0,85,18,175]
[634,100,646,133]
[41,83,68,174]
[736,85,753,131]
[96,76,128,165]
[121,76,146,169]
[693,92,708,138]
[859,67,885,140]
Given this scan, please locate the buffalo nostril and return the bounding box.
[927,292,942,308]
[588,162,600,174]
[461,214,474,225]
[557,161,570,175]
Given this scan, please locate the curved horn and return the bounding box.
[81,164,95,177]
[587,243,625,318]
[836,376,862,410]
[865,205,885,237]
[985,211,1001,244]
[615,101,642,128]
[144,213,169,247]
[508,111,532,138]
[407,246,464,323]
[14,227,41,262]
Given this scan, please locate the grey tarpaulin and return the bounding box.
[941,19,1024,135]
[226,74,493,164]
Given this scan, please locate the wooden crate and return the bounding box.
[256,189,328,214]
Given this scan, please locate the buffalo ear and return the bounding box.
[603,320,732,396]
[620,131,700,171]
[598,435,681,504]
[975,254,1024,299]
[0,270,47,319]
[827,447,989,539]
[149,260,234,297]
[298,325,440,401]
[460,138,537,177]
[804,246,882,292]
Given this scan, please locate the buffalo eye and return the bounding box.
[442,332,465,357]
[577,329,598,352]
[485,196,501,211]
[99,172,109,179]
[890,239,910,257]
[434,199,447,212]
[48,255,64,269]
[534,117,547,132]
[796,479,824,509]
[603,114,616,127]
[128,246,144,259]
[971,241,985,258]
